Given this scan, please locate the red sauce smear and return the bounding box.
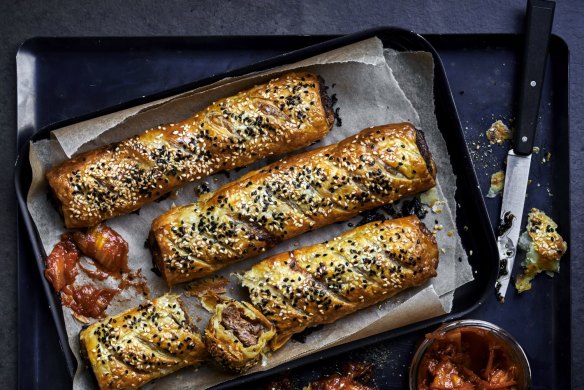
[61,284,118,319]
[309,363,377,390]
[44,235,79,292]
[72,223,129,274]
[43,224,147,320]
[417,327,520,390]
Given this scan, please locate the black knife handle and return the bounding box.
[514,0,555,156]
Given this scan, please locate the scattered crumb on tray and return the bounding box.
[515,208,567,293]
[486,170,505,198]
[546,187,554,197]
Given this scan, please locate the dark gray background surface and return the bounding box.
[2,1,582,388]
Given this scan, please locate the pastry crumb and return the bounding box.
[431,201,445,214]
[486,170,505,198]
[420,187,439,207]
[486,120,512,145]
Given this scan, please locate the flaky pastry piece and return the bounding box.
[240,216,438,350]
[205,300,275,373]
[515,208,567,293]
[79,294,207,389]
[150,122,436,285]
[47,72,334,228]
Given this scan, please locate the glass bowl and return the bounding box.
[409,319,531,389]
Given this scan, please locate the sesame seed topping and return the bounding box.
[155,123,436,285]
[49,73,330,227]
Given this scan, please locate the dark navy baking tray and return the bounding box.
[15,31,569,389]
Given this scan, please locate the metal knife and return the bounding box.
[495,0,555,302]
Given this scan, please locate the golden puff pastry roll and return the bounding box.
[47,72,334,228]
[79,294,207,390]
[149,123,436,285]
[241,216,438,350]
[205,300,275,373]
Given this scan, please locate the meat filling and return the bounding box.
[221,305,265,347]
[44,234,80,292]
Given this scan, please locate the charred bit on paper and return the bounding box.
[400,197,428,219]
[194,181,212,197]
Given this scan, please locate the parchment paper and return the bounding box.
[26,38,473,390]
[384,49,473,311]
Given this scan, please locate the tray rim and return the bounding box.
[14,27,506,385]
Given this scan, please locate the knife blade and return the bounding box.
[496,152,531,301]
[495,0,555,302]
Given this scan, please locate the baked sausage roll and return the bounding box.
[205,300,275,373]
[240,216,438,350]
[79,294,207,389]
[47,72,334,228]
[149,123,436,285]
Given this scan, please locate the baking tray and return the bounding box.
[15,30,569,389]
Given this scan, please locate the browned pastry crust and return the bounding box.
[205,300,275,373]
[150,123,436,285]
[241,216,438,350]
[46,72,334,228]
[79,294,207,389]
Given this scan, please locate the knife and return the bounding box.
[495,0,555,302]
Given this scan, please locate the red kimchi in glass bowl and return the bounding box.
[409,319,531,390]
